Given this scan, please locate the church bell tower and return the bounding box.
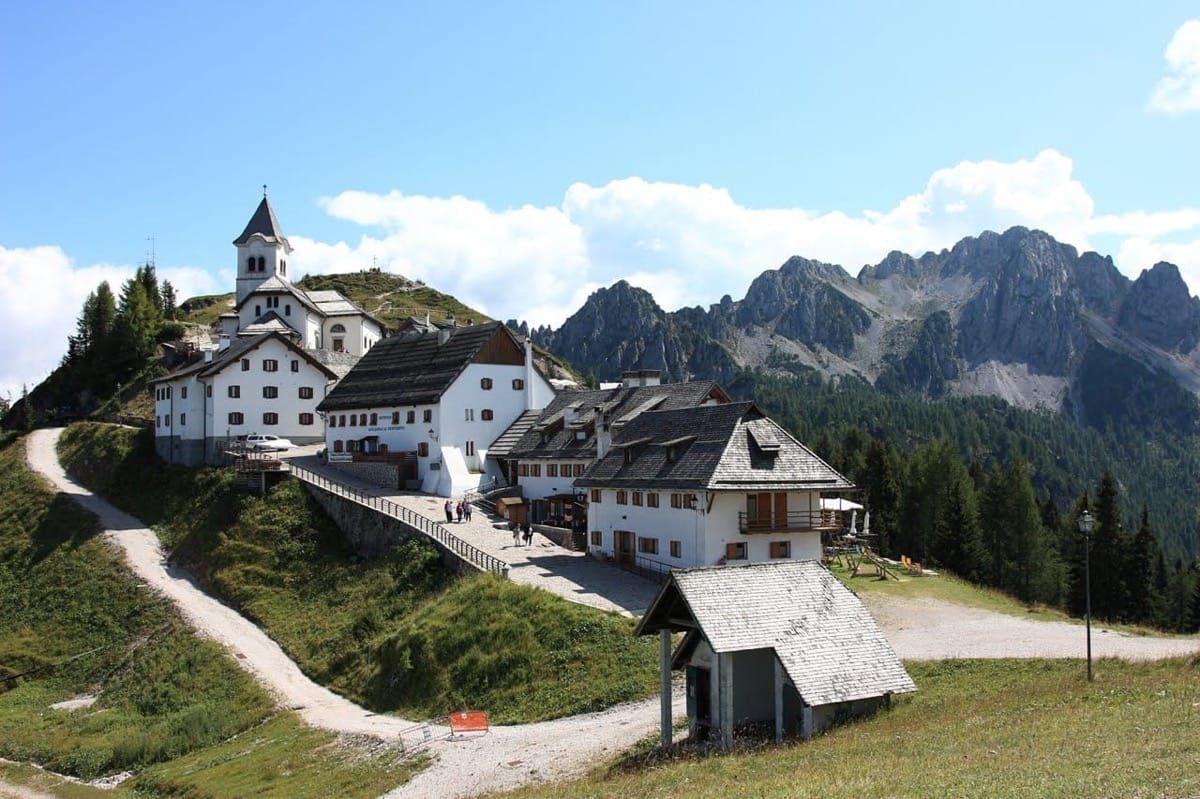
[234,188,294,305]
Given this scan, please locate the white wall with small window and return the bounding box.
[516,459,590,501]
[585,488,823,569]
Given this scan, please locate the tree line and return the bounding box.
[730,368,1200,631]
[4,265,180,428]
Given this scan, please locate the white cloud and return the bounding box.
[0,245,219,402]
[297,149,1112,327]
[1148,19,1200,113]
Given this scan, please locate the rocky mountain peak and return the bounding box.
[1117,262,1200,351]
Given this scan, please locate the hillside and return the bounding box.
[507,658,1200,799]
[0,435,419,795]
[56,423,658,724]
[179,271,490,329]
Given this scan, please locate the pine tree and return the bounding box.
[1188,574,1200,633]
[1003,456,1055,603]
[160,280,178,320]
[978,467,1009,588]
[1091,472,1130,620]
[930,477,986,580]
[861,438,901,557]
[1128,506,1164,624]
[110,278,159,378]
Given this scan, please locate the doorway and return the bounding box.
[614,530,635,566]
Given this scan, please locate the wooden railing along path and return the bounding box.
[289,463,510,577]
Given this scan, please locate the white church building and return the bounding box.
[152,194,378,465]
[218,193,385,355]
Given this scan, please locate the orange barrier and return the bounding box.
[449,710,490,735]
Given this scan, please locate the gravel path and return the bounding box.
[861,593,1200,660]
[25,428,429,742]
[385,689,685,799]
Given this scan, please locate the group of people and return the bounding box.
[444,497,474,524]
[512,521,534,548]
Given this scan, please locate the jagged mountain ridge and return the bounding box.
[520,227,1200,432]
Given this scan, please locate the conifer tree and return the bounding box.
[930,476,985,580]
[160,280,178,320]
[1189,574,1200,633]
[1128,506,1164,624]
[1091,472,1130,620]
[861,438,901,557]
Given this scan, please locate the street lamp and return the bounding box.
[1077,510,1094,682]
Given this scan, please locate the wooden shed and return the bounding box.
[635,560,916,748]
[496,496,528,527]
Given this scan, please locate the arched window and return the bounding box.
[330,323,347,333]
[247,257,256,271]
[280,260,286,275]
[257,256,266,271]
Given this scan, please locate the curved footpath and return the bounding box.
[25,428,426,740]
[24,428,1200,799]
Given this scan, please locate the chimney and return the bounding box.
[621,369,662,388]
[424,311,431,331]
[203,349,214,363]
[218,334,231,352]
[525,336,536,409]
[438,326,452,346]
[446,313,456,327]
[594,405,611,459]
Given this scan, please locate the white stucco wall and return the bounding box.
[204,339,330,443]
[586,489,823,568]
[516,460,590,501]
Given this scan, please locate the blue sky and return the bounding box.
[2,2,1200,397]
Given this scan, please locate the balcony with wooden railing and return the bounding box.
[737,509,843,535]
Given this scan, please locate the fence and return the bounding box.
[288,463,509,577]
[617,554,675,586]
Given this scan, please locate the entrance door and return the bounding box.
[614,530,635,566]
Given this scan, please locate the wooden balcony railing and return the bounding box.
[738,509,843,535]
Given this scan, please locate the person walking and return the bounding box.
[444,499,453,524]
[456,500,464,523]
[524,522,533,547]
[464,500,473,522]
[512,524,521,547]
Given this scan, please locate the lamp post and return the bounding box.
[1077,510,1094,682]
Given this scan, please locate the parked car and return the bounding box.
[245,433,295,451]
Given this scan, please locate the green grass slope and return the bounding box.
[0,435,418,797]
[176,272,489,332]
[57,423,657,724]
[508,658,1200,799]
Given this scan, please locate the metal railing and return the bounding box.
[738,509,843,534]
[615,553,676,585]
[289,463,510,577]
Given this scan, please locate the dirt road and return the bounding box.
[25,428,426,741]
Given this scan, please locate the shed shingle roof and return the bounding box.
[637,561,916,706]
[507,381,728,460]
[317,321,514,411]
[575,402,853,491]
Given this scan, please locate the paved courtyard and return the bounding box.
[282,450,659,616]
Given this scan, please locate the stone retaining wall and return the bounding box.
[329,460,401,490]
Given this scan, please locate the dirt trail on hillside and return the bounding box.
[861,593,1200,660]
[25,428,425,741]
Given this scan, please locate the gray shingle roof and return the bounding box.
[637,561,916,706]
[488,409,541,457]
[575,402,853,491]
[508,381,728,459]
[233,196,290,247]
[317,321,516,411]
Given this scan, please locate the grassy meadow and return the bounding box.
[505,657,1200,799]
[56,423,658,724]
[0,434,418,796]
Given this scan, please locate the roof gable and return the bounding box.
[637,561,916,706]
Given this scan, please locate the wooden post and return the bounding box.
[719,652,734,750]
[773,657,784,743]
[660,629,672,747]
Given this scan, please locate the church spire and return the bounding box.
[233,193,289,248]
